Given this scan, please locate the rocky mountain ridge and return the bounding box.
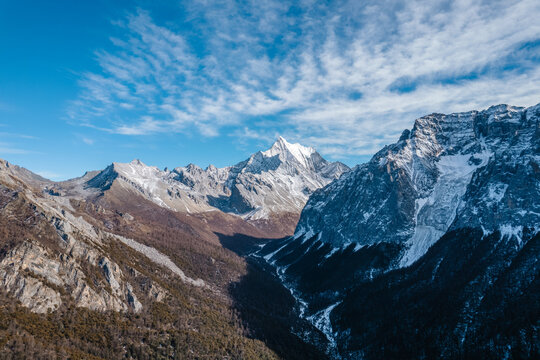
[296,103,539,264]
[174,136,348,219]
[0,159,177,314]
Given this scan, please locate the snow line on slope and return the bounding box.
[256,238,342,358]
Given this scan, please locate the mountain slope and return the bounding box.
[0,158,331,359]
[259,102,540,358]
[334,228,539,359]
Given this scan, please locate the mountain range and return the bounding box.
[50,136,347,237]
[0,103,539,359]
[0,137,346,359]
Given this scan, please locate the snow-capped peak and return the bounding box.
[113,159,162,177]
[80,137,348,231]
[129,159,145,166]
[262,136,316,168]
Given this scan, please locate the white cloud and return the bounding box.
[0,140,36,155]
[0,132,37,139]
[69,0,540,159]
[0,147,32,155]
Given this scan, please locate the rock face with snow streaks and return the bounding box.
[296,103,539,264]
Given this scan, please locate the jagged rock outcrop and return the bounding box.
[0,241,63,313]
[0,164,172,314]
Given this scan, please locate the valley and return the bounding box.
[0,103,539,359]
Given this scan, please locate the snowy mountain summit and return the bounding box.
[174,136,349,220]
[78,137,348,234]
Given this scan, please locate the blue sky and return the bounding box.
[1,0,539,180]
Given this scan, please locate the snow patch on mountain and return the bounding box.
[114,234,206,287]
[400,151,492,267]
[499,224,523,244]
[306,301,341,348]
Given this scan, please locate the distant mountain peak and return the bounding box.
[74,137,349,234]
[262,136,317,168]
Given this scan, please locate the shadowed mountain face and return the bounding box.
[259,103,540,359]
[333,228,540,359]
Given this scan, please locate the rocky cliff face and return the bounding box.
[295,103,539,264]
[0,163,170,314]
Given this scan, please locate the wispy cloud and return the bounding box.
[0,147,33,155]
[0,141,35,155]
[68,0,540,158]
[0,132,38,140]
[0,132,39,158]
